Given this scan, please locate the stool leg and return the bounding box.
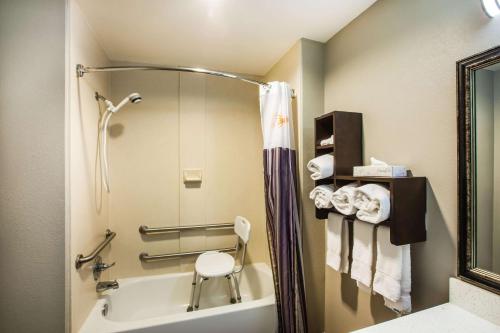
[231,273,242,303]
[194,277,207,310]
[187,271,197,312]
[226,275,236,304]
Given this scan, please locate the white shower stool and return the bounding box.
[187,216,251,311]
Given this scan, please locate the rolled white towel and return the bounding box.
[331,183,358,215]
[309,185,335,209]
[307,154,334,180]
[353,184,390,224]
[320,135,334,146]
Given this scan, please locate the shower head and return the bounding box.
[96,91,142,193]
[111,92,142,113]
[129,93,142,104]
[96,92,142,113]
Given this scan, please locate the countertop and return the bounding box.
[352,303,500,333]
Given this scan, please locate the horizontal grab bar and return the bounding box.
[139,247,236,262]
[139,223,234,235]
[75,229,116,269]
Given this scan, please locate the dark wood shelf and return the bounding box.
[315,144,334,150]
[313,111,427,246]
[334,175,423,182]
[314,110,362,218]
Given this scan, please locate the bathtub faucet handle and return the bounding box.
[92,256,116,281]
[96,261,116,271]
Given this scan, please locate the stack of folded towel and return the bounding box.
[309,185,335,209]
[307,154,334,180]
[320,135,334,146]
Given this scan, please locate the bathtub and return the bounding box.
[80,263,276,333]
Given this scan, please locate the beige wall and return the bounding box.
[69,1,111,331]
[106,71,268,278]
[323,0,500,332]
[0,0,66,332]
[264,39,326,333]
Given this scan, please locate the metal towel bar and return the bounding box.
[75,229,116,269]
[139,223,234,235]
[139,247,236,262]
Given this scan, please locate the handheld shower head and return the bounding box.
[129,93,142,104]
[111,92,142,113]
[95,91,143,113]
[95,90,142,192]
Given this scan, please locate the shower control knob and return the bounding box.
[95,262,116,271]
[92,256,116,281]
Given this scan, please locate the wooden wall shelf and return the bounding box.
[313,111,427,245]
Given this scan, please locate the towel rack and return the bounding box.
[139,247,236,262]
[75,229,116,269]
[139,223,234,235]
[312,111,427,245]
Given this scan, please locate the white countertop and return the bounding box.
[352,303,500,333]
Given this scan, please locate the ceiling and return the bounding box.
[77,0,377,75]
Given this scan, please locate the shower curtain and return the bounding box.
[259,82,308,333]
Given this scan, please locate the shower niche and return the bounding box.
[313,111,427,245]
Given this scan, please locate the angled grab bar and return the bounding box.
[139,247,236,262]
[139,223,234,235]
[75,229,116,269]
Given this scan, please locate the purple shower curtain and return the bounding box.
[259,82,308,333]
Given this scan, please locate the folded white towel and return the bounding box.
[309,185,335,209]
[353,184,391,224]
[326,213,349,273]
[351,220,375,292]
[307,154,334,180]
[373,226,412,314]
[320,135,334,146]
[331,183,358,215]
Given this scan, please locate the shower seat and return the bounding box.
[187,216,251,311]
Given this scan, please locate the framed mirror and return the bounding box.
[457,45,500,294]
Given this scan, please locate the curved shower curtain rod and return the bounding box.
[76,64,296,97]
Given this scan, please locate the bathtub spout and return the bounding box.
[96,280,119,293]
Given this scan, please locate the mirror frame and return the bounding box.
[457,45,500,294]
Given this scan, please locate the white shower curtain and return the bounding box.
[259,82,308,333]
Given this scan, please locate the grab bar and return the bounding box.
[139,247,236,262]
[139,223,234,235]
[75,229,116,269]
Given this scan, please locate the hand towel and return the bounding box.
[331,183,358,215]
[351,220,375,291]
[326,213,349,273]
[320,135,334,146]
[307,154,334,180]
[353,184,391,224]
[309,185,335,209]
[373,226,412,314]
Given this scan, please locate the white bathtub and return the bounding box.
[80,263,276,333]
